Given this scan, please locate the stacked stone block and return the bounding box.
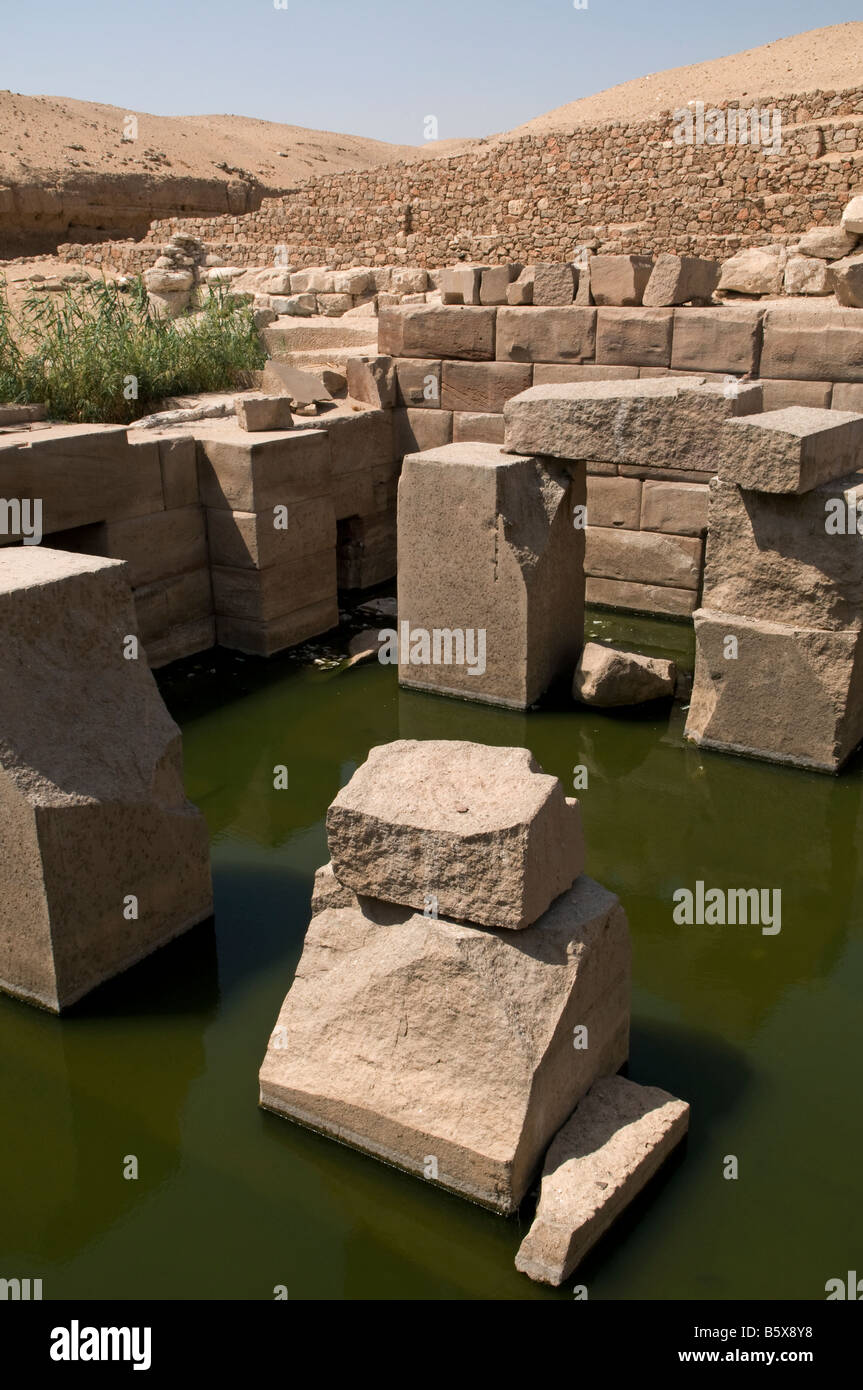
[685,407,863,772]
[259,739,631,1214]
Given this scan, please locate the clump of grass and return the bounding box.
[0,275,266,424]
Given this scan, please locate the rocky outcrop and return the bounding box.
[0,547,213,1011]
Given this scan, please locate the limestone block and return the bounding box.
[504,378,763,470]
[585,526,702,589]
[345,356,397,409]
[397,442,583,708]
[440,266,483,305]
[270,294,315,317]
[717,244,786,295]
[143,267,193,293]
[642,254,720,307]
[670,307,763,375]
[833,383,863,412]
[573,643,675,706]
[495,307,596,364]
[337,512,396,589]
[331,269,373,296]
[216,598,337,657]
[829,253,863,309]
[702,473,863,630]
[480,265,519,305]
[515,1076,689,1285]
[157,436,199,509]
[452,412,505,444]
[589,254,653,306]
[758,380,833,411]
[378,304,496,360]
[640,480,708,536]
[211,548,336,622]
[259,872,631,1212]
[718,407,863,494]
[586,475,641,529]
[196,427,330,511]
[441,361,532,413]
[394,358,442,408]
[134,567,213,636]
[391,268,429,295]
[797,225,858,260]
[759,307,863,383]
[784,255,830,296]
[532,264,575,306]
[533,364,639,385]
[840,196,863,236]
[0,548,212,1011]
[323,409,394,478]
[328,741,584,928]
[289,269,336,294]
[684,607,863,773]
[0,426,164,534]
[235,395,295,432]
[206,496,336,569]
[317,293,354,317]
[586,576,698,617]
[596,308,673,367]
[90,505,208,587]
[507,268,534,305]
[331,467,375,523]
[392,407,453,456]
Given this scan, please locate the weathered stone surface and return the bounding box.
[532,264,575,306]
[480,265,519,305]
[146,615,215,669]
[495,307,596,364]
[196,427,331,510]
[833,383,863,412]
[216,598,337,657]
[784,255,830,297]
[328,740,584,929]
[345,356,397,409]
[206,496,335,569]
[157,436,198,509]
[640,480,708,536]
[235,394,295,433]
[440,266,483,305]
[595,308,673,367]
[397,442,583,708]
[0,548,212,1011]
[211,548,336,622]
[378,304,496,360]
[759,307,863,383]
[758,379,833,411]
[322,409,394,478]
[829,253,863,309]
[86,505,208,588]
[702,473,863,630]
[586,475,641,529]
[515,1076,689,1285]
[441,361,532,413]
[684,608,863,773]
[718,408,863,494]
[504,378,762,470]
[259,871,630,1212]
[260,360,333,406]
[394,358,441,408]
[586,576,697,617]
[840,196,863,237]
[392,407,453,455]
[533,364,639,385]
[589,254,653,306]
[506,269,534,306]
[452,412,505,444]
[573,642,675,706]
[642,253,720,307]
[586,527,702,590]
[0,426,164,534]
[797,224,858,260]
[670,306,763,375]
[717,244,786,295]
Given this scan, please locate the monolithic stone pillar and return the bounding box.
[0,548,213,1010]
[396,442,583,708]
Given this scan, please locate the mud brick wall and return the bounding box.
[57,85,863,275]
[370,301,863,620]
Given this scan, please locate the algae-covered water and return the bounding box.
[2,602,861,1301]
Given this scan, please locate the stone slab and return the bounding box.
[595,308,673,368]
[585,526,702,590]
[719,407,863,494]
[378,305,496,361]
[670,307,763,376]
[586,576,698,618]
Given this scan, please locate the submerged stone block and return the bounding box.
[684,607,863,772]
[397,441,583,708]
[259,873,630,1213]
[515,1076,689,1285]
[0,548,212,1011]
[326,740,585,930]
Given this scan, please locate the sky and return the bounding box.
[0,0,858,144]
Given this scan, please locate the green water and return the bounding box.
[2,602,862,1301]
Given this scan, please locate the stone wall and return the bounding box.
[57,85,863,275]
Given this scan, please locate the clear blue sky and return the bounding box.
[1,0,857,144]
